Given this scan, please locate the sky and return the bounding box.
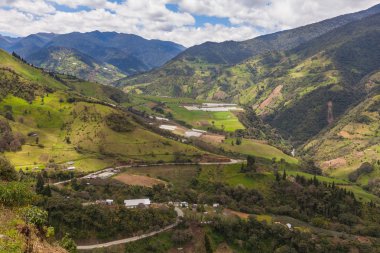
[0,0,379,47]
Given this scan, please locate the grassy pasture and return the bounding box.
[130,95,245,132]
[219,138,298,164]
[167,104,244,132]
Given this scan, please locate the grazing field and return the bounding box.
[339,185,380,204]
[286,171,349,184]
[129,95,245,132]
[167,104,244,132]
[114,174,166,187]
[198,164,274,193]
[219,138,298,164]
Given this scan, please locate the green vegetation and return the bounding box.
[121,13,380,147]
[0,93,204,171]
[122,165,199,189]
[219,138,298,164]
[29,47,127,85]
[166,104,244,132]
[130,95,245,132]
[44,197,176,241]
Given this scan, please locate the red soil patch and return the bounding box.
[223,208,250,219]
[338,130,354,139]
[258,85,283,111]
[200,154,231,163]
[114,174,166,187]
[201,134,225,143]
[321,157,347,170]
[196,121,211,127]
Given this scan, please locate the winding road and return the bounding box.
[77,207,184,250]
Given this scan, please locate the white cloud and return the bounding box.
[0,0,55,15]
[0,0,379,46]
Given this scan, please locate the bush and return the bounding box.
[59,234,77,253]
[21,206,48,228]
[0,156,18,181]
[0,182,35,206]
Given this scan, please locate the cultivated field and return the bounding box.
[114,174,166,187]
[122,165,199,189]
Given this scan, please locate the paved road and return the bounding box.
[77,207,183,250]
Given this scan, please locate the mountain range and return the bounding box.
[0,31,185,84]
[118,4,380,147]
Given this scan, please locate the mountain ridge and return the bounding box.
[0,31,186,83]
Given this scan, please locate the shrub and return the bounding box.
[21,206,48,228]
[0,182,35,206]
[0,156,18,181]
[59,234,77,253]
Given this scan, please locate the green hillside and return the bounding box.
[0,50,206,172]
[27,47,127,85]
[304,84,380,179]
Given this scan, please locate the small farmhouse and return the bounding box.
[124,198,151,208]
[105,199,114,205]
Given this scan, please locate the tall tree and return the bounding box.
[35,173,45,194]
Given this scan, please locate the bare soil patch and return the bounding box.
[114,174,166,187]
[196,121,211,127]
[215,243,233,253]
[321,157,347,170]
[338,130,354,139]
[223,208,250,219]
[258,85,283,112]
[201,134,225,143]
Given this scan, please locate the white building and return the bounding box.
[124,198,151,208]
[97,172,115,179]
[159,125,177,131]
[184,131,203,138]
[105,199,114,205]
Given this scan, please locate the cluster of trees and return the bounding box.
[105,113,134,132]
[237,107,289,150]
[211,216,377,253]
[0,119,25,152]
[43,197,176,240]
[240,155,256,173]
[269,175,366,229]
[0,68,39,102]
